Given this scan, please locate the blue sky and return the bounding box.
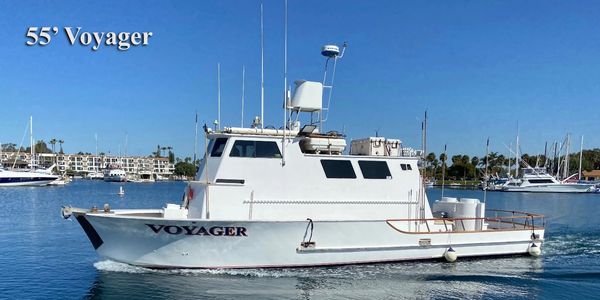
[1,0,599,159]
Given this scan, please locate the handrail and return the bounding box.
[386,215,544,223]
[486,208,544,218]
[386,210,545,234]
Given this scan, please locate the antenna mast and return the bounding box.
[194,112,198,165]
[217,63,221,131]
[320,42,347,130]
[260,0,265,128]
[241,65,245,127]
[282,0,288,166]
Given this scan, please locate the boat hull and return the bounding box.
[502,184,593,193]
[103,175,127,182]
[75,213,544,269]
[0,179,57,187]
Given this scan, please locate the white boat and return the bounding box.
[103,167,127,182]
[86,171,104,180]
[0,167,59,186]
[0,117,59,187]
[62,43,544,268]
[502,167,594,193]
[153,173,168,181]
[48,173,71,186]
[139,170,155,183]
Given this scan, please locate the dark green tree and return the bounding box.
[174,161,196,177]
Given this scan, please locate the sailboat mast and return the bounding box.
[515,124,519,178]
[564,134,570,179]
[507,142,512,178]
[578,135,584,180]
[441,144,447,198]
[484,137,489,203]
[95,133,98,172]
[421,111,427,178]
[30,116,34,170]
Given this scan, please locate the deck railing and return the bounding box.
[386,209,545,234]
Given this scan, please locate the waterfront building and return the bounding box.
[0,152,174,178]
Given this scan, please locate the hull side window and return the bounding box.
[321,160,356,179]
[358,161,392,179]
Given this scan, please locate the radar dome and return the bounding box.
[321,45,340,58]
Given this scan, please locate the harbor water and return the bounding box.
[1,181,599,299]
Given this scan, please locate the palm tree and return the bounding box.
[58,140,64,154]
[425,152,436,178]
[49,139,57,153]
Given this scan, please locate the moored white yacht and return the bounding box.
[86,171,104,180]
[0,166,59,187]
[62,42,545,268]
[502,167,594,193]
[103,166,127,182]
[0,117,59,187]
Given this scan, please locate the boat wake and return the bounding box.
[93,260,302,278]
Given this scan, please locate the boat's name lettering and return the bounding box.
[146,224,247,237]
[25,26,153,51]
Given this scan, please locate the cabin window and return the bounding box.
[210,138,228,157]
[358,161,392,179]
[400,163,413,171]
[230,140,281,158]
[407,164,412,170]
[320,160,357,179]
[528,179,554,184]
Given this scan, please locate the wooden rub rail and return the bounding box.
[386,209,545,234]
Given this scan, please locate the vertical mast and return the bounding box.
[424,110,427,174]
[30,116,33,170]
[552,141,557,175]
[564,134,570,179]
[217,63,221,131]
[578,135,584,180]
[441,144,447,199]
[507,142,512,178]
[515,122,521,178]
[95,133,98,172]
[241,65,245,127]
[282,0,288,166]
[260,0,265,129]
[484,137,489,203]
[194,112,198,165]
[543,141,548,169]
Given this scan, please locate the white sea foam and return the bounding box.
[93,259,308,278]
